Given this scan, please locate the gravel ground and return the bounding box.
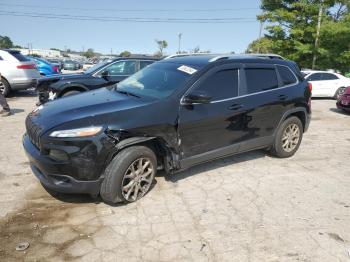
[0,92,349,262]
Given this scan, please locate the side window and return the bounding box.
[0,56,3,60]
[277,65,297,86]
[197,69,238,100]
[140,60,154,70]
[245,68,278,94]
[307,73,322,81]
[102,60,136,76]
[322,73,338,80]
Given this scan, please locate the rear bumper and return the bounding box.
[23,135,103,195]
[11,79,38,90]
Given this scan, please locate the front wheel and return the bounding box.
[334,87,345,100]
[100,146,157,204]
[61,90,82,97]
[270,116,303,158]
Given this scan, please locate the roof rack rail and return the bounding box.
[243,53,285,60]
[164,53,222,60]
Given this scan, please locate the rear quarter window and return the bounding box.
[245,68,278,94]
[10,52,30,62]
[277,65,297,86]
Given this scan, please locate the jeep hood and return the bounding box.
[29,87,152,132]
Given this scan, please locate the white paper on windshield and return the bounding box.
[177,65,197,75]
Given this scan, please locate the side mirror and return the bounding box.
[101,70,110,79]
[182,92,212,105]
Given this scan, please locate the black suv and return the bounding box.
[36,56,159,104]
[23,54,311,204]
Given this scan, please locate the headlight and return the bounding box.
[50,126,103,138]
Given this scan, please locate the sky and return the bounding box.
[0,0,262,55]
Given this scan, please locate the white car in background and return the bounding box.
[0,49,40,96]
[302,70,350,99]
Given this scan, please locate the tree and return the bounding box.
[83,48,95,58]
[120,50,131,57]
[155,39,168,56]
[0,36,13,48]
[50,48,60,51]
[249,0,350,71]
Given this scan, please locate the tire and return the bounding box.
[0,77,11,97]
[270,116,303,158]
[100,146,157,204]
[334,87,345,100]
[61,90,82,97]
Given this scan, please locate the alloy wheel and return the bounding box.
[0,81,5,94]
[121,157,154,202]
[282,123,300,152]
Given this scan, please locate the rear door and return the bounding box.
[321,73,340,96]
[234,64,295,151]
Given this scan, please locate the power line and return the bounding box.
[0,10,258,23]
[0,2,260,12]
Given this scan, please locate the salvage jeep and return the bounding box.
[23,54,311,204]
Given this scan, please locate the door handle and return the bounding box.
[228,104,243,110]
[278,94,287,101]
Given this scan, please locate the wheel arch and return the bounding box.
[276,108,308,135]
[106,136,178,174]
[58,84,88,97]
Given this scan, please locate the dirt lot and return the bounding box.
[0,91,349,262]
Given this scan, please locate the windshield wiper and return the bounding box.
[115,89,141,98]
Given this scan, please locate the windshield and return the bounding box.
[117,62,195,99]
[84,61,109,74]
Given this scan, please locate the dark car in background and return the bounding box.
[36,56,159,104]
[336,86,350,112]
[47,58,63,71]
[63,60,81,71]
[24,54,311,204]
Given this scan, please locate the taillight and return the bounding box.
[308,82,312,93]
[17,64,36,69]
[52,65,59,73]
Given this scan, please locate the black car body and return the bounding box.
[37,57,159,104]
[24,54,311,203]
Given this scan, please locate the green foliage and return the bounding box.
[0,35,13,48]
[155,39,168,56]
[50,48,60,51]
[249,0,350,72]
[83,48,95,58]
[119,50,131,57]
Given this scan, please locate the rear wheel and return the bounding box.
[61,90,82,97]
[270,116,303,158]
[0,78,11,97]
[100,146,157,204]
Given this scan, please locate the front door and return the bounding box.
[178,64,242,160]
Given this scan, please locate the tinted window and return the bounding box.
[198,69,238,100]
[277,65,297,86]
[10,52,30,62]
[307,73,322,81]
[245,68,278,93]
[102,60,136,76]
[322,73,338,80]
[140,60,154,69]
[0,56,2,60]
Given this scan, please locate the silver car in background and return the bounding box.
[0,49,40,96]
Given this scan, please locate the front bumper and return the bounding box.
[23,135,104,195]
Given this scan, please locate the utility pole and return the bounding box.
[257,21,264,53]
[178,33,182,54]
[312,0,323,69]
